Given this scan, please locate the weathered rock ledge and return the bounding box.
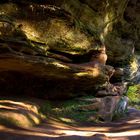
[0,0,139,122]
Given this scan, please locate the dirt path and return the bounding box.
[0,107,140,140]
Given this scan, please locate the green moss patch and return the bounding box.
[39,96,97,125]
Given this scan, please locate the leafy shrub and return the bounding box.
[126,85,140,110]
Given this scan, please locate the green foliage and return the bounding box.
[58,99,96,119]
[39,96,97,124]
[126,85,140,110]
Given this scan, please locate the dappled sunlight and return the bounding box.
[75,68,100,77]
[75,72,91,77]
[130,57,138,72]
[0,104,17,110]
[17,20,43,43]
[91,68,100,77]
[52,62,70,69]
[0,122,140,139]
[57,129,140,137]
[100,11,114,42]
[58,130,95,137]
[126,119,140,124]
[106,130,140,137]
[104,13,111,35]
[0,98,139,139]
[0,127,61,137]
[0,100,39,112]
[0,99,42,127]
[0,0,139,139]
[59,118,75,123]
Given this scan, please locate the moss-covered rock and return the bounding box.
[0,0,139,99]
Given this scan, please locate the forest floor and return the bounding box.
[0,97,140,140]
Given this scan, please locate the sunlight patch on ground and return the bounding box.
[0,99,139,139]
[56,129,140,137]
[60,117,75,123]
[0,100,39,112]
[0,126,140,138]
[126,119,140,124]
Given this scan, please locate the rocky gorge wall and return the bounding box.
[0,0,139,103]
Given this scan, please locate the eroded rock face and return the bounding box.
[0,53,113,99]
[96,83,128,97]
[77,96,129,121]
[124,0,140,52]
[0,15,114,99]
[99,96,129,121]
[106,0,140,82]
[0,0,139,102]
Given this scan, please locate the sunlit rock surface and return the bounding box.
[0,0,139,121]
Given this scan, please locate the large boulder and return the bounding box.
[77,96,129,121]
[0,52,113,99]
[0,0,139,99]
[0,1,117,99]
[98,96,128,121]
